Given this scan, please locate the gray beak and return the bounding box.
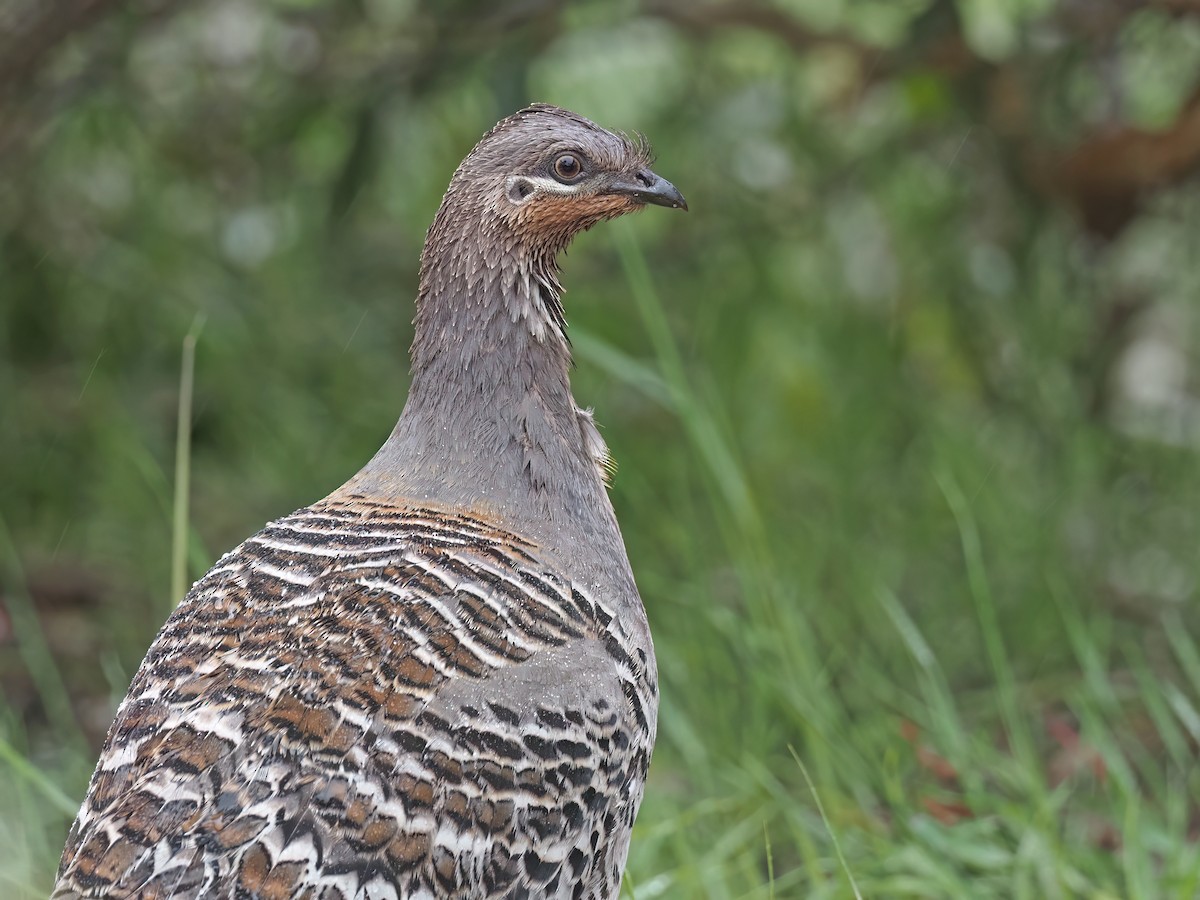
[609,168,688,211]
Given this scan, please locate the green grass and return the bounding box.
[6,216,1199,899]
[602,233,1200,899]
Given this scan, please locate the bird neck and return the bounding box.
[342,215,616,540]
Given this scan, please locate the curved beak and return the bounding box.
[608,168,688,211]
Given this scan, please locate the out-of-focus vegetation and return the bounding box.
[4,0,1200,896]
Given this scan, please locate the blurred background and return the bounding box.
[3,0,1200,896]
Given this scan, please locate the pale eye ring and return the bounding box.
[552,153,583,182]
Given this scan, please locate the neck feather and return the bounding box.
[345,202,614,532]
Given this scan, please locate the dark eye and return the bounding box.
[552,153,583,182]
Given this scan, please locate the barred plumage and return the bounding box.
[56,498,656,899]
[54,103,684,899]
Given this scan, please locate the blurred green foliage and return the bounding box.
[4,0,1200,896]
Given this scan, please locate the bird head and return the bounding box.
[434,104,687,259]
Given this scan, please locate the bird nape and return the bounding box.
[53,104,685,900]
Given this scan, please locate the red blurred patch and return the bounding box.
[921,796,974,825]
[1045,712,1107,786]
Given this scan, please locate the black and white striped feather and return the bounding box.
[55,497,656,899]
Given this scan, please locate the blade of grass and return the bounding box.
[170,314,205,610]
[1050,576,1118,709]
[1163,683,1200,746]
[612,222,758,542]
[0,516,86,753]
[763,821,775,900]
[572,327,672,407]
[877,585,980,798]
[937,467,1040,792]
[789,744,864,900]
[1163,612,1200,698]
[0,732,78,817]
[612,222,837,780]
[1122,791,1151,900]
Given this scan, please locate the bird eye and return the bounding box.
[552,153,583,182]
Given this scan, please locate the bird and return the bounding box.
[53,103,686,900]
